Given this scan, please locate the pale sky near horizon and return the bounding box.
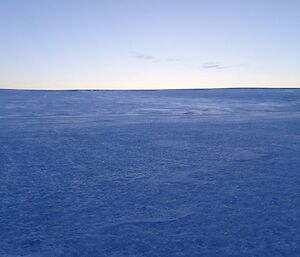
[0,0,299,90]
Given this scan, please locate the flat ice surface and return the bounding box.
[0,89,299,257]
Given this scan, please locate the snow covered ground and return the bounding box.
[0,89,299,257]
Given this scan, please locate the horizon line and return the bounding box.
[0,87,300,92]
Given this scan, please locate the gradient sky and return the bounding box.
[0,0,299,89]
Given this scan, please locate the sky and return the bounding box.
[0,0,299,90]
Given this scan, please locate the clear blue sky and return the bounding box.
[0,0,299,89]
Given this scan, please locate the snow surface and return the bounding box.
[0,89,299,257]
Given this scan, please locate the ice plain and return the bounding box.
[0,89,299,257]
